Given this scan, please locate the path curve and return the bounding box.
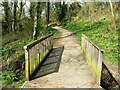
[23,27,100,88]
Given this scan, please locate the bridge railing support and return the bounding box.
[24,34,53,81]
[81,34,104,86]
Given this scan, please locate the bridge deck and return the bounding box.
[23,27,101,88]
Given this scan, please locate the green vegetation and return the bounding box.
[2,26,58,88]
[62,20,118,66]
[48,25,59,39]
[1,0,119,88]
[2,70,25,88]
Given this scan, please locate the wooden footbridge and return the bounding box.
[23,27,119,89]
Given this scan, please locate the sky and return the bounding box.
[0,0,120,17]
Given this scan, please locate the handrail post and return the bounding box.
[24,46,30,81]
[81,34,104,86]
[24,34,53,81]
[97,50,103,85]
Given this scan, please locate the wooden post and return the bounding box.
[24,34,53,81]
[51,35,53,48]
[81,34,104,86]
[97,51,103,85]
[24,46,30,81]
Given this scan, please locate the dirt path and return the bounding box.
[23,27,100,88]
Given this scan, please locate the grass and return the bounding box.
[2,70,26,88]
[62,20,119,66]
[48,26,59,39]
[2,25,58,88]
[2,19,118,87]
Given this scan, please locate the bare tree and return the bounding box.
[12,0,18,32]
[19,0,23,31]
[3,2,10,33]
[109,0,117,32]
[46,0,50,34]
[33,2,40,40]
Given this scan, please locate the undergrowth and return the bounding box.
[62,20,118,66]
[2,26,58,88]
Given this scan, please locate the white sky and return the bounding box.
[0,0,119,17]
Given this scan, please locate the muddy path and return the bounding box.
[23,27,100,88]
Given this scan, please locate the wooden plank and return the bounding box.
[82,34,105,52]
[38,42,40,64]
[34,44,37,71]
[24,34,53,50]
[40,41,44,62]
[81,34,104,85]
[46,38,49,54]
[97,51,103,80]
[24,48,30,81]
[24,34,53,81]
[30,46,34,76]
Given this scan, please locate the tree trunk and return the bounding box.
[19,0,23,31]
[20,0,23,18]
[109,0,117,32]
[33,2,40,40]
[46,0,50,34]
[12,0,17,32]
[3,2,9,33]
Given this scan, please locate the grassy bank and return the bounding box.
[62,20,118,66]
[2,26,58,88]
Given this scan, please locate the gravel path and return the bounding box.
[23,27,100,88]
